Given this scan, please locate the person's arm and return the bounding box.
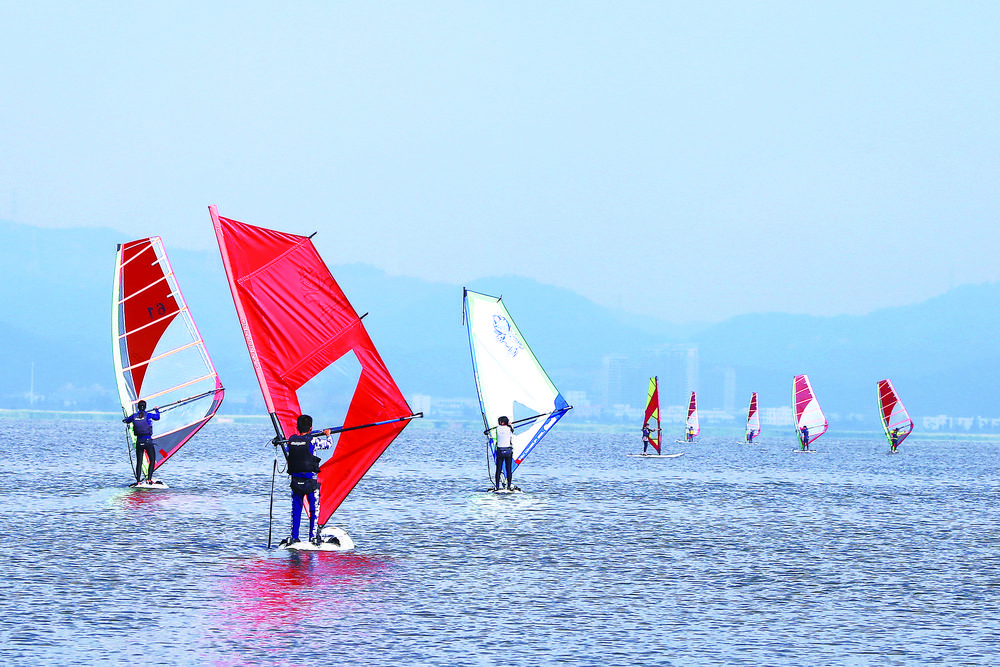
[150,408,160,420]
[123,413,134,424]
[312,429,333,450]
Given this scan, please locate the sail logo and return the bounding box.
[493,315,523,358]
[300,266,337,328]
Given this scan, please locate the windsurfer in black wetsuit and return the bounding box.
[890,428,900,453]
[642,422,653,455]
[280,414,332,545]
[123,400,160,484]
[494,416,516,491]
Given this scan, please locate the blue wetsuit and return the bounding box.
[283,433,332,542]
[123,408,160,481]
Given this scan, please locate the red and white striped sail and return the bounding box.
[643,377,662,454]
[686,391,700,437]
[745,392,760,441]
[792,374,827,446]
[112,237,224,475]
[211,206,419,527]
[877,379,914,448]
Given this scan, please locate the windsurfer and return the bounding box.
[746,429,757,443]
[494,416,516,490]
[686,425,695,442]
[800,425,810,450]
[280,414,332,545]
[890,428,900,452]
[123,400,160,484]
[642,422,653,455]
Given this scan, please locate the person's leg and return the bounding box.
[494,452,502,490]
[290,492,303,542]
[307,491,317,541]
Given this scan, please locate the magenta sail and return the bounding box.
[745,392,760,443]
[792,374,827,448]
[878,379,914,451]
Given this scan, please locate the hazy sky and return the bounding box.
[2,2,998,322]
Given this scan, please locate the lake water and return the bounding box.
[2,418,998,665]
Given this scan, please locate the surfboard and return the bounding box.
[489,487,523,494]
[792,449,817,453]
[130,479,168,489]
[279,527,355,552]
[627,453,684,458]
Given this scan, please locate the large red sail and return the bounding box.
[210,206,415,525]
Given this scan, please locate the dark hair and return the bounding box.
[137,400,147,412]
[498,416,510,426]
[297,414,313,433]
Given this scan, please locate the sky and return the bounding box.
[2,1,998,323]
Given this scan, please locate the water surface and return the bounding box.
[2,419,998,665]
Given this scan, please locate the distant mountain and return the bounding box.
[0,219,994,430]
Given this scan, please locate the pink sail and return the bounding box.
[685,391,700,437]
[210,206,419,527]
[877,379,914,449]
[745,392,760,442]
[792,374,828,446]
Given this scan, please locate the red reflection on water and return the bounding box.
[116,486,171,509]
[223,551,392,630]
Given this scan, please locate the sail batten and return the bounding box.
[211,206,418,526]
[113,237,225,474]
[464,288,572,481]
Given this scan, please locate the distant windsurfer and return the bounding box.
[746,429,757,444]
[800,425,810,451]
[494,416,516,491]
[280,414,332,546]
[642,422,653,455]
[890,428,900,453]
[686,425,695,442]
[123,400,160,484]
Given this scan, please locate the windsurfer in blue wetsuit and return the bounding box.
[494,416,516,491]
[642,422,653,455]
[800,425,810,450]
[890,428,900,453]
[123,400,160,484]
[746,429,757,443]
[279,414,332,546]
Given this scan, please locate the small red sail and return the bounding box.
[210,206,416,526]
[643,376,662,454]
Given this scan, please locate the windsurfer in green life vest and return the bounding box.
[494,415,516,491]
[280,414,332,546]
[123,400,160,484]
[641,422,653,455]
[686,425,695,442]
[800,425,810,450]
